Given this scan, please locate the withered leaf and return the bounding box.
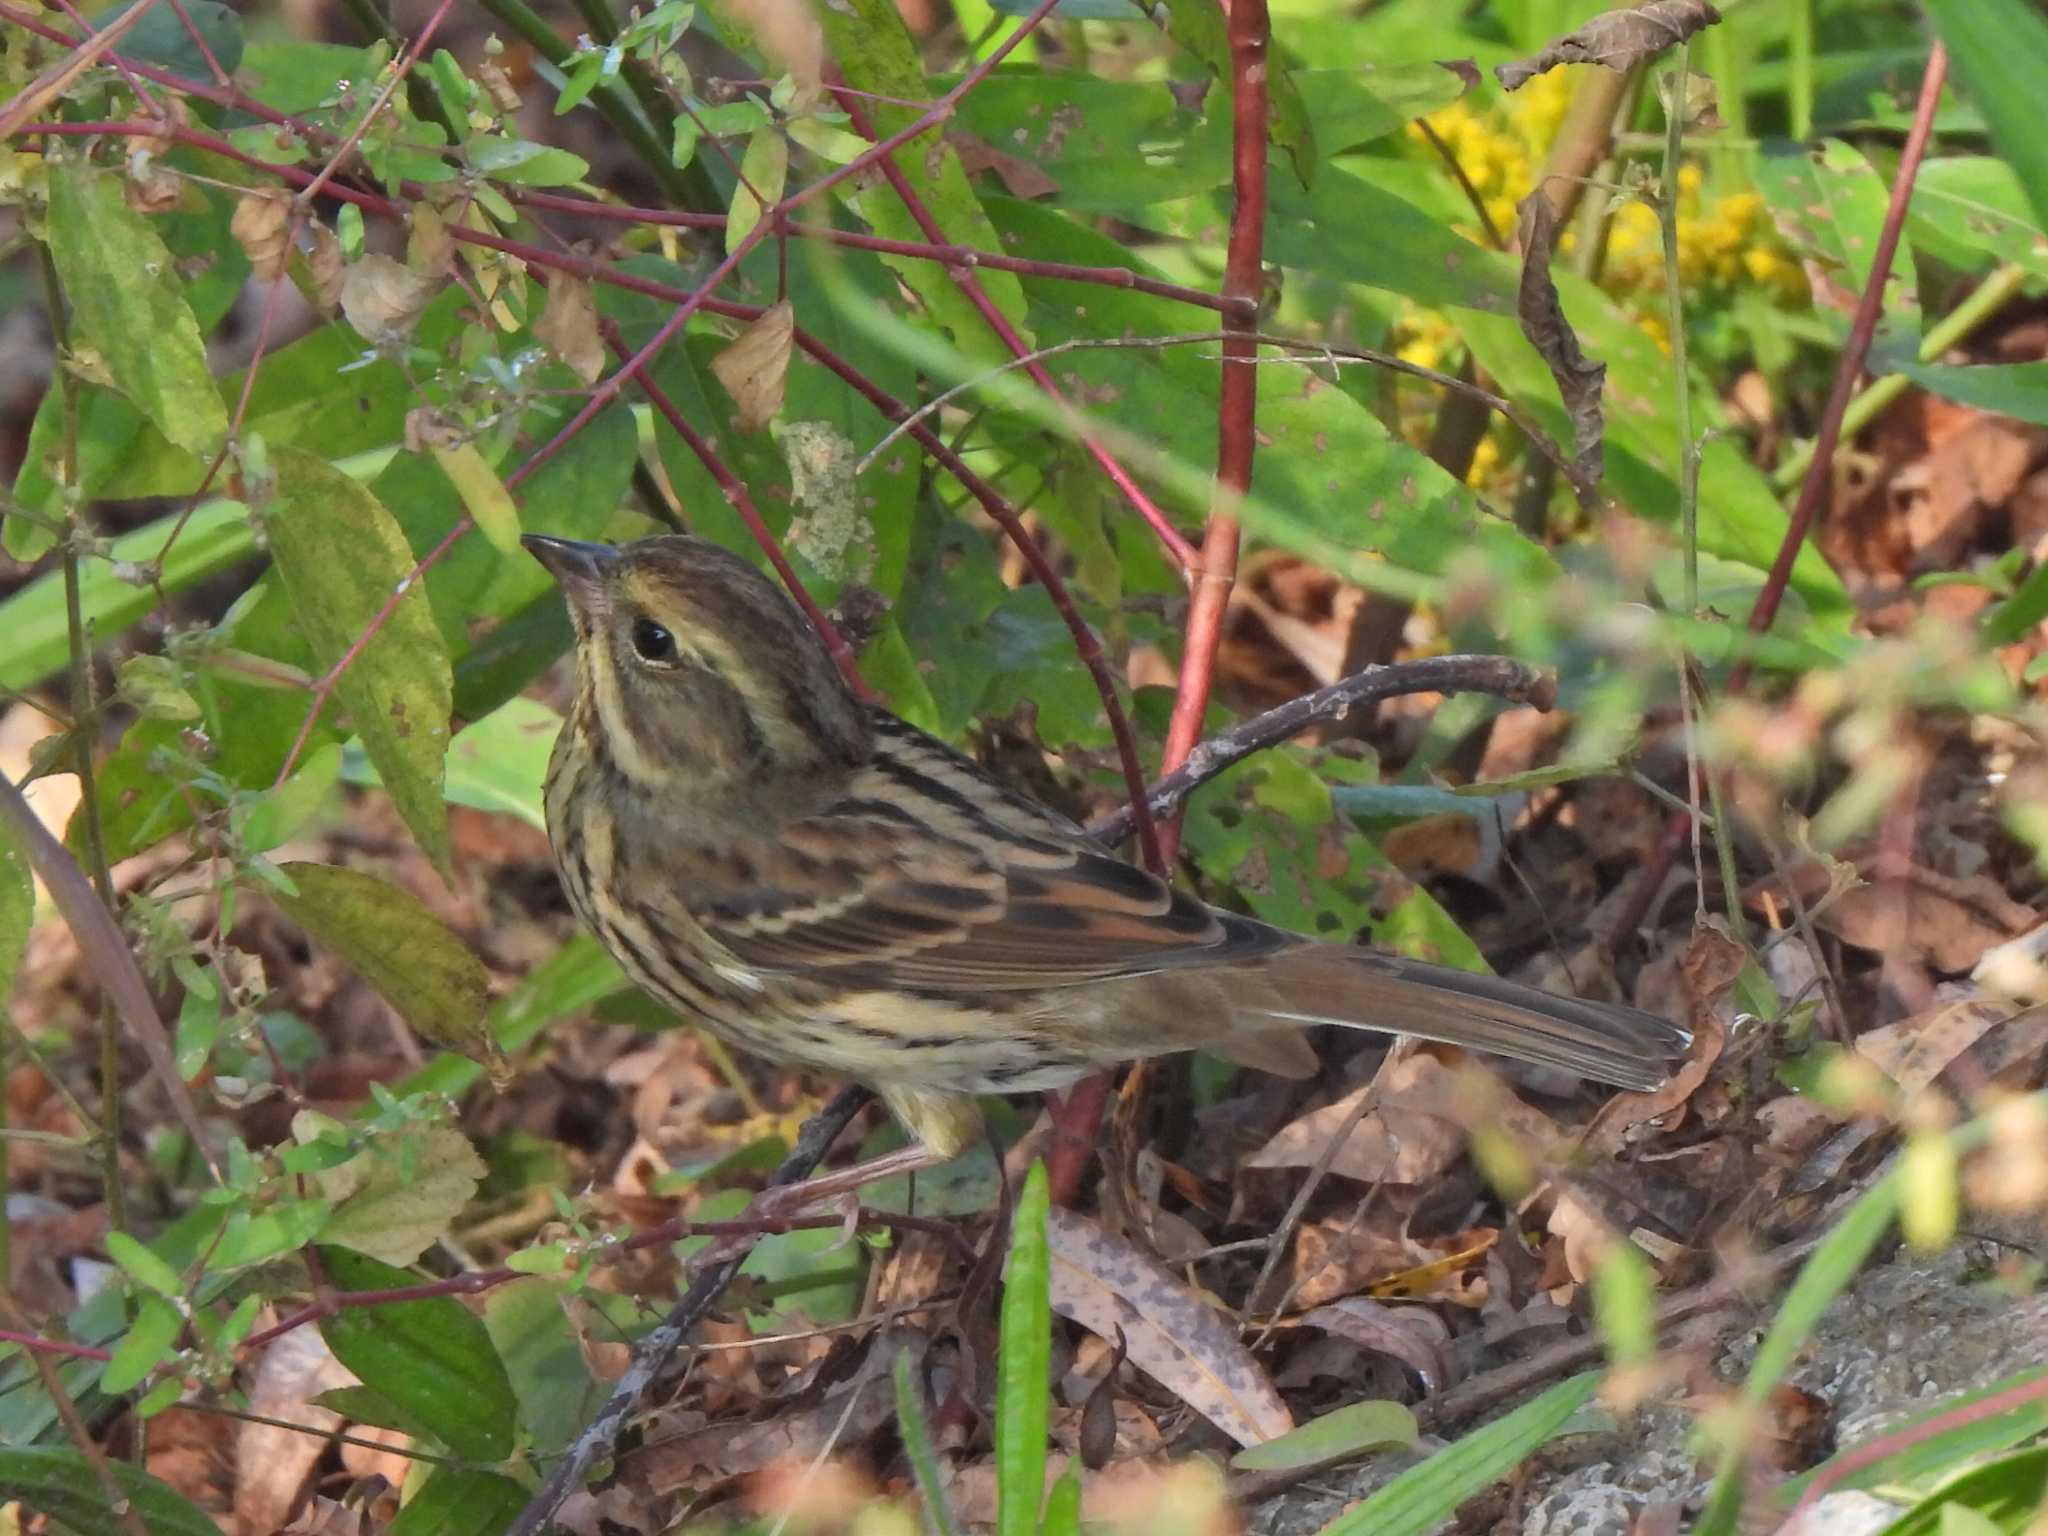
[231,190,292,283]
[1496,1,1722,91]
[1516,192,1604,505]
[712,298,795,433]
[1048,1207,1292,1448]
[534,272,604,385]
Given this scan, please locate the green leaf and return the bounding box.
[996,1163,1052,1536]
[432,443,524,554]
[397,933,626,1100]
[483,1276,603,1456]
[1876,1446,2048,1536]
[727,126,790,254]
[92,0,244,79]
[1695,1178,1900,1535]
[344,697,559,828]
[101,1293,184,1395]
[236,743,345,854]
[1591,1241,1656,1371]
[1925,0,2048,230]
[1314,1373,1600,1536]
[1754,139,1918,344]
[811,0,1028,369]
[317,1122,488,1267]
[46,161,229,459]
[468,135,590,187]
[1908,157,2048,281]
[895,1350,962,1536]
[262,448,454,873]
[105,1231,185,1298]
[1230,1400,1418,1473]
[1155,0,1315,186]
[0,814,30,1024]
[1780,1367,2048,1508]
[1897,360,2048,426]
[0,1448,224,1536]
[271,863,493,1065]
[385,1468,530,1536]
[318,1246,519,1463]
[0,494,256,693]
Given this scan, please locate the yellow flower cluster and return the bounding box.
[1391,74,1808,403]
[1605,165,1808,303]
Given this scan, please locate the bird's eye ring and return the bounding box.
[630,617,679,665]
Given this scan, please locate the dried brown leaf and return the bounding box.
[712,298,795,433]
[1496,1,1723,91]
[238,1331,355,1530]
[1296,1298,1453,1389]
[231,190,292,283]
[1516,191,1604,502]
[340,253,436,343]
[1048,1207,1292,1448]
[535,272,604,385]
[1245,1053,1466,1185]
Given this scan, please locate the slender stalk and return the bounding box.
[1771,261,2029,493]
[35,245,124,1231]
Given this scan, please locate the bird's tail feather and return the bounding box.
[1236,946,1691,1091]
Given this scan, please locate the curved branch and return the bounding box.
[1085,653,1555,847]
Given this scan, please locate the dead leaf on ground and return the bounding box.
[237,1328,357,1531]
[1047,1207,1292,1448]
[1245,1052,1467,1186]
[947,1451,1234,1533]
[1749,852,2032,972]
[1294,1297,1453,1390]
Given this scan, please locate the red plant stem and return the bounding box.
[1607,41,1949,945]
[1790,1372,2048,1514]
[832,86,1198,575]
[597,322,875,698]
[1045,0,1273,1207]
[296,0,457,208]
[0,1329,112,1363]
[511,188,1234,314]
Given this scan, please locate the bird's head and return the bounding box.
[523,533,871,801]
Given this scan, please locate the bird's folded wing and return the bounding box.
[673,812,1279,990]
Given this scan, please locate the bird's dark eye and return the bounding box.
[630,617,678,665]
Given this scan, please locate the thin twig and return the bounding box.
[1084,654,1553,847]
[504,1084,872,1536]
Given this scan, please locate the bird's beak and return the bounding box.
[522,535,620,615]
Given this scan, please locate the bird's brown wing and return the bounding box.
[682,715,1283,990]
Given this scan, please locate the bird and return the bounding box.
[523,532,1690,1182]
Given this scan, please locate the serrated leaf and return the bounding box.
[318,1246,518,1462]
[271,863,492,1065]
[46,162,228,458]
[263,449,453,872]
[318,1122,487,1266]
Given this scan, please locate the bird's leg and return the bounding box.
[686,1143,944,1269]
